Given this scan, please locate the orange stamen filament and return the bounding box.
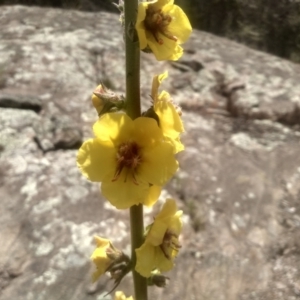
[160,230,181,260]
[112,141,142,184]
[144,6,177,45]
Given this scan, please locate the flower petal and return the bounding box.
[93,113,133,145]
[152,0,173,10]
[156,198,177,219]
[154,248,174,272]
[154,98,185,153]
[90,238,112,282]
[138,142,178,186]
[143,185,162,207]
[101,172,151,209]
[136,199,183,277]
[94,236,110,248]
[77,139,116,182]
[135,0,190,61]
[163,136,184,154]
[170,210,183,234]
[153,199,183,235]
[133,117,163,148]
[146,219,168,246]
[154,98,184,136]
[146,32,183,61]
[151,71,168,101]
[136,3,148,50]
[163,4,192,43]
[135,243,156,277]
[135,242,174,277]
[171,136,184,153]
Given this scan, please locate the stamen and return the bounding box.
[112,141,142,184]
[123,169,129,183]
[153,12,162,25]
[153,32,164,44]
[112,166,122,182]
[144,5,178,45]
[160,31,178,42]
[131,172,139,185]
[171,240,181,249]
[159,230,181,260]
[160,244,171,259]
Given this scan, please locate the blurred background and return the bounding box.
[1,0,300,62]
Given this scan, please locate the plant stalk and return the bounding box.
[124,0,148,299]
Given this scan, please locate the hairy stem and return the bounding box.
[124,0,148,299]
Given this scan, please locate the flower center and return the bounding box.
[144,6,178,45]
[112,141,142,184]
[160,230,181,259]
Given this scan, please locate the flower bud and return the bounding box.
[91,236,129,282]
[91,84,124,116]
[142,106,160,125]
[148,273,170,288]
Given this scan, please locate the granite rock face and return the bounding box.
[1,5,300,300]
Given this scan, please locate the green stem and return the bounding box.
[125,0,141,120]
[124,0,148,299]
[130,204,148,300]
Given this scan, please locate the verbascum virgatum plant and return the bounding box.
[77,1,191,299]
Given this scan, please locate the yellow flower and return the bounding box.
[135,199,183,277]
[135,0,192,61]
[91,236,117,282]
[77,112,178,209]
[115,291,134,300]
[151,71,184,153]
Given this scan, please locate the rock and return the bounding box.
[33,114,83,152]
[170,59,204,72]
[0,93,42,112]
[1,5,300,300]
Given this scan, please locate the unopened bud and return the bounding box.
[91,84,125,116]
[106,246,123,261]
[109,261,128,280]
[148,273,169,288]
[91,236,129,283]
[113,0,124,12]
[113,0,125,28]
[142,45,153,54]
[142,106,160,125]
[106,253,131,295]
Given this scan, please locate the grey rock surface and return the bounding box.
[0,93,42,112]
[1,5,300,300]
